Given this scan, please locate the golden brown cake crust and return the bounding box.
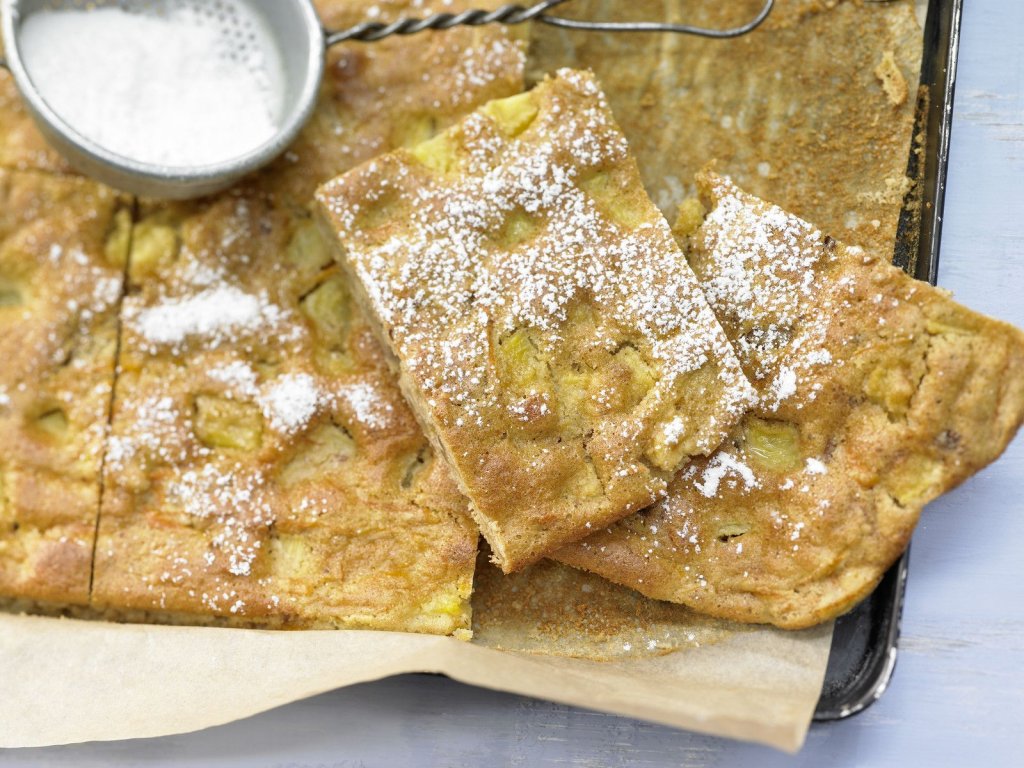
[0,169,127,605]
[317,70,755,572]
[556,171,1024,629]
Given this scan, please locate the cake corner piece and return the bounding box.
[90,194,479,636]
[0,169,128,609]
[557,170,1024,628]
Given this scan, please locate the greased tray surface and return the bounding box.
[813,0,962,721]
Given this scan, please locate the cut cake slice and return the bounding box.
[0,169,128,608]
[556,171,1024,628]
[316,70,756,571]
[91,195,478,634]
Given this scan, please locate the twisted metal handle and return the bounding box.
[325,0,775,46]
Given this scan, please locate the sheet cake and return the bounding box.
[556,171,1024,628]
[316,70,756,571]
[0,169,127,607]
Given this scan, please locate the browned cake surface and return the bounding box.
[529,0,924,255]
[85,0,527,633]
[556,171,1024,629]
[0,169,127,606]
[317,70,755,572]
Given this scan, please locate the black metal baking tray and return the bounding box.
[812,0,962,721]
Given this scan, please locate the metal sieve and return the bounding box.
[0,0,774,199]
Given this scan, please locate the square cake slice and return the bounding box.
[0,169,128,607]
[556,171,1024,628]
[91,195,477,635]
[316,70,755,571]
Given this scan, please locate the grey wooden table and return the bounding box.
[3,2,1022,766]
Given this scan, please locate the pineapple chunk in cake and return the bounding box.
[556,171,1024,628]
[92,195,477,634]
[0,169,127,607]
[316,71,755,572]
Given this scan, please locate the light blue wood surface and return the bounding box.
[3,1,1022,765]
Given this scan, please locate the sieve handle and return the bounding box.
[323,0,774,46]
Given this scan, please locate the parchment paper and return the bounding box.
[0,611,832,752]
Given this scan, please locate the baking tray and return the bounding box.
[813,0,962,721]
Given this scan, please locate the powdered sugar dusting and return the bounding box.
[661,415,687,447]
[695,173,840,410]
[259,373,324,434]
[167,463,273,577]
[105,394,195,471]
[694,452,758,498]
[129,284,289,350]
[208,360,260,397]
[805,457,827,475]
[339,382,394,430]
[320,70,755,477]
[772,366,798,402]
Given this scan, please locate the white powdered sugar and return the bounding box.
[259,373,324,434]
[207,361,260,398]
[771,366,798,402]
[694,452,759,498]
[338,382,394,430]
[805,457,828,475]
[166,463,273,577]
[207,363,334,436]
[661,416,687,447]
[697,175,840,409]
[105,395,195,471]
[130,285,288,349]
[19,0,284,167]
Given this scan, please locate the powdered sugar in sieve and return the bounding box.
[17,0,286,167]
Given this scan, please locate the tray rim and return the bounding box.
[811,0,963,721]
